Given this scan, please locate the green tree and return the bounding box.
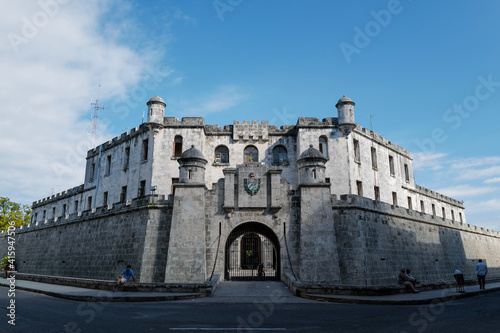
[0,197,31,231]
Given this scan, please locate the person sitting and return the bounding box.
[398,268,420,293]
[114,265,137,292]
[5,266,15,278]
[405,268,420,288]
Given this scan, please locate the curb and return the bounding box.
[301,286,500,305]
[0,284,207,303]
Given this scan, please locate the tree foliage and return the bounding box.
[0,197,31,231]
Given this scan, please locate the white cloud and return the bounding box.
[456,165,500,181]
[412,152,447,171]
[485,177,500,184]
[435,184,498,198]
[0,1,164,205]
[450,156,500,169]
[172,8,197,25]
[175,85,249,116]
[466,199,500,213]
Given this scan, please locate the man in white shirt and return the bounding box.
[475,259,488,290]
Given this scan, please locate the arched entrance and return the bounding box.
[224,222,280,281]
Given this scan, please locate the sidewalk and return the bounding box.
[0,277,204,302]
[302,282,500,305]
[1,276,499,304]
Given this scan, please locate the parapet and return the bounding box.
[164,117,205,127]
[32,185,85,208]
[296,117,338,127]
[233,120,269,141]
[16,195,173,236]
[332,194,497,237]
[204,124,233,135]
[87,126,146,159]
[413,185,464,208]
[356,125,412,159]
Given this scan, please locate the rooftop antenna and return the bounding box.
[90,84,105,147]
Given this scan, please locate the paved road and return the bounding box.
[1,281,500,332]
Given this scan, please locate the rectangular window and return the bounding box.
[63,204,67,216]
[374,186,380,201]
[120,186,127,203]
[52,207,56,218]
[420,200,425,213]
[43,210,46,220]
[353,139,360,163]
[90,163,96,181]
[75,200,79,213]
[392,192,398,206]
[142,139,149,161]
[103,192,108,206]
[407,196,412,210]
[34,212,38,222]
[356,181,363,196]
[87,197,92,210]
[325,178,330,184]
[451,210,455,221]
[124,147,130,169]
[106,155,111,175]
[371,147,377,169]
[442,207,446,220]
[459,212,463,223]
[389,155,395,176]
[432,204,436,216]
[174,136,183,158]
[171,178,179,194]
[404,164,410,182]
[138,180,146,197]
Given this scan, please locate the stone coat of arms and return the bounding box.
[244,172,261,196]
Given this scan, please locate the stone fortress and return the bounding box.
[2,95,499,291]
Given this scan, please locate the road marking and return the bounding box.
[170,329,286,331]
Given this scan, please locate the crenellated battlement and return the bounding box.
[10,195,172,236]
[204,124,233,135]
[333,194,496,236]
[355,125,412,158]
[87,125,146,158]
[296,117,338,127]
[164,117,205,127]
[232,120,269,141]
[32,185,85,207]
[410,185,464,208]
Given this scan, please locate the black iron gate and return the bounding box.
[224,222,280,281]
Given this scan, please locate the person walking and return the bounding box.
[475,259,488,289]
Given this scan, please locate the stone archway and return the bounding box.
[224,222,280,281]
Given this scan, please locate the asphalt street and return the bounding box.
[1,282,500,333]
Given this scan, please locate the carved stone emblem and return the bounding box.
[244,172,261,196]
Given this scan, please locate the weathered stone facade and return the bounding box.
[2,95,499,288]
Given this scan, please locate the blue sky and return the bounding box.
[1,0,499,230]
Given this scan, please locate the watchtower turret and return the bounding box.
[146,96,166,125]
[297,145,328,185]
[336,95,356,136]
[178,145,208,184]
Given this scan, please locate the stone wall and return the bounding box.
[0,198,172,283]
[332,195,500,287]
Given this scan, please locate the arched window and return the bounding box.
[244,146,258,162]
[215,145,229,164]
[272,145,288,165]
[319,136,328,158]
[173,135,183,158]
